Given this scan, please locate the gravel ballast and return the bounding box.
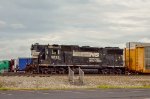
[0,75,150,89]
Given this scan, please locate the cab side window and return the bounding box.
[52,49,59,55]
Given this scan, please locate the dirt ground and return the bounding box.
[0,75,150,89]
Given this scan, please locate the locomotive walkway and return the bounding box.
[0,89,150,99]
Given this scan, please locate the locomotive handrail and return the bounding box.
[68,67,74,83]
[79,67,84,84]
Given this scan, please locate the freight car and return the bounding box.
[0,60,10,73]
[0,60,15,73]
[0,58,32,74]
[26,43,124,74]
[17,57,32,71]
[124,42,150,74]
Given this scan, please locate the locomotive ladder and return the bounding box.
[68,67,84,85]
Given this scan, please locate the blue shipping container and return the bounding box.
[18,58,32,71]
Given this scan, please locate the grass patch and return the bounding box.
[0,88,10,91]
[0,88,71,91]
[0,87,89,91]
[1,85,150,91]
[97,85,150,89]
[0,86,99,91]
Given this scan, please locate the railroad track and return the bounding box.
[1,72,150,77]
[0,72,66,77]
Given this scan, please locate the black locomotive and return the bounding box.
[26,43,124,74]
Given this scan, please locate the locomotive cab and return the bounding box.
[45,45,61,65]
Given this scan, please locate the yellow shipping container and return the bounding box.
[124,42,150,73]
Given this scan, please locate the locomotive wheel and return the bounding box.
[58,68,65,74]
[40,68,48,74]
[125,71,131,75]
[109,69,115,74]
[29,67,38,74]
[102,69,109,74]
[115,69,122,74]
[98,69,102,74]
[44,68,49,74]
[47,68,52,74]
[40,68,45,74]
[51,68,57,74]
[31,69,38,74]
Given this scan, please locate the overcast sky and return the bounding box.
[0,0,150,59]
